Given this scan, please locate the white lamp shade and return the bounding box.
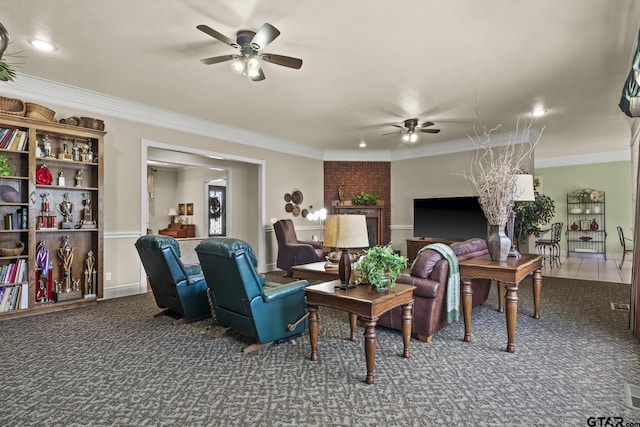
[167,208,178,216]
[323,215,370,249]
[514,174,536,201]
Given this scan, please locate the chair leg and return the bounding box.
[619,251,626,270]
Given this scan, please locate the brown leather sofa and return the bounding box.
[377,238,492,342]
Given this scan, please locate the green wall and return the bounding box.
[535,161,632,255]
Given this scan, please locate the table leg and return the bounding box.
[504,284,518,353]
[462,279,473,342]
[349,312,357,341]
[497,281,505,313]
[532,268,542,319]
[363,320,377,384]
[308,305,319,361]
[401,303,413,359]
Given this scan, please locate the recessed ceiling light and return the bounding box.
[359,141,367,148]
[208,155,224,159]
[30,39,56,52]
[531,107,547,117]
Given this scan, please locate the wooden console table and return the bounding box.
[305,280,415,384]
[458,254,543,353]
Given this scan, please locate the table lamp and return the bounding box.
[507,174,536,257]
[168,207,178,223]
[323,214,370,289]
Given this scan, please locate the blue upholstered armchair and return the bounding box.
[195,237,309,347]
[135,235,211,323]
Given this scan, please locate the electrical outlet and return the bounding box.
[105,272,111,281]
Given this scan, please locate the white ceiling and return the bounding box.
[3,0,640,162]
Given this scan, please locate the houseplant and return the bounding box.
[351,191,378,206]
[513,193,556,251]
[462,120,541,261]
[354,244,407,292]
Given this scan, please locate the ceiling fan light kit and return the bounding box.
[385,118,441,143]
[197,23,302,82]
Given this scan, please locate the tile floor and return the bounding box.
[540,252,632,284]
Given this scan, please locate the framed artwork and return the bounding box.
[580,220,590,231]
[178,203,186,216]
[186,203,194,216]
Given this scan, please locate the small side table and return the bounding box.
[304,280,416,384]
[458,254,543,353]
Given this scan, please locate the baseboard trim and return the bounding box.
[103,283,146,300]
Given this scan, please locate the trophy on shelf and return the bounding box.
[59,192,75,229]
[80,192,96,229]
[38,193,56,229]
[41,134,52,158]
[72,140,80,162]
[53,235,82,302]
[75,169,83,188]
[35,241,53,305]
[84,251,97,299]
[58,137,73,161]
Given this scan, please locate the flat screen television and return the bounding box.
[413,196,487,240]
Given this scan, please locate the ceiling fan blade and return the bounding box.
[383,131,403,136]
[421,128,441,134]
[251,23,280,50]
[197,25,237,47]
[249,66,266,82]
[420,121,435,128]
[200,54,236,65]
[260,53,303,69]
[391,124,406,129]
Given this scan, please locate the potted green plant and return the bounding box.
[351,191,379,206]
[354,244,407,292]
[513,193,555,250]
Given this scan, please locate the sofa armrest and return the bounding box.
[263,280,309,302]
[397,273,441,298]
[186,273,206,287]
[300,240,323,250]
[184,264,201,277]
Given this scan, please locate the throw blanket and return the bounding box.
[415,243,461,324]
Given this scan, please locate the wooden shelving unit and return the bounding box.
[0,113,104,320]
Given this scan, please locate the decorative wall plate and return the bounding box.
[285,203,293,212]
[284,193,292,202]
[291,190,303,205]
[292,205,300,217]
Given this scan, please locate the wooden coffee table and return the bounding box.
[304,280,416,384]
[292,261,339,281]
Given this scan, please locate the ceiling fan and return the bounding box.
[197,23,303,82]
[384,118,441,143]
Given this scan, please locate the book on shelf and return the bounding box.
[0,286,13,311]
[8,130,24,151]
[19,282,27,309]
[0,128,16,148]
[8,284,19,310]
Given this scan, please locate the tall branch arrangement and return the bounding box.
[462,119,542,226]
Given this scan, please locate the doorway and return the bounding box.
[140,139,267,293]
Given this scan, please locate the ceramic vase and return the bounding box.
[487,224,511,262]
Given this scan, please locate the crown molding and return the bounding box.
[0,75,629,166]
[1,74,325,159]
[535,149,631,168]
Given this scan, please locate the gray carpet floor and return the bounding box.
[1,275,639,426]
